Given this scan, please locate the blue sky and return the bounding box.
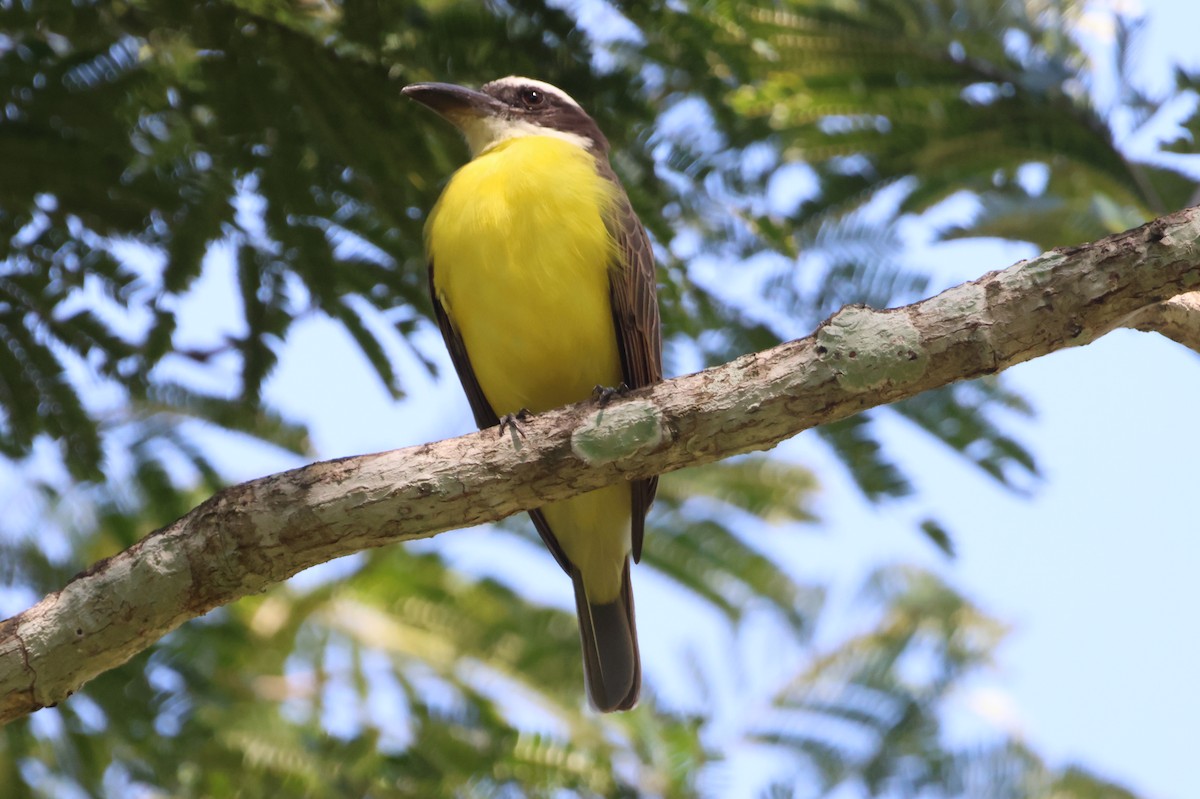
[907,3,1200,794]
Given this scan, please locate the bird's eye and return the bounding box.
[519,88,545,108]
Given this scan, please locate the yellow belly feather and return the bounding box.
[429,137,622,411]
[427,136,631,600]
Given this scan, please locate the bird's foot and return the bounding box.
[592,383,631,407]
[498,408,533,440]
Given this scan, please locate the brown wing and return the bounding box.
[428,260,571,573]
[429,260,499,431]
[599,163,663,562]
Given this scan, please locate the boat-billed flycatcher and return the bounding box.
[403,76,661,712]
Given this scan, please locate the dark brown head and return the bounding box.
[403,76,609,156]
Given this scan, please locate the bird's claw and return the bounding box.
[498,408,533,440]
[592,383,630,407]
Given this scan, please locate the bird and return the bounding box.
[403,76,661,712]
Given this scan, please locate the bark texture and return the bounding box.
[2,207,1199,725]
[1125,291,1200,352]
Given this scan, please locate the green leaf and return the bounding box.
[816,414,913,501]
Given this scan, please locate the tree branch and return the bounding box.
[3,207,1199,726]
[1122,290,1200,353]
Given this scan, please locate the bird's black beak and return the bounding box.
[402,82,504,125]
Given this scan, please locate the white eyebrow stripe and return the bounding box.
[484,76,582,109]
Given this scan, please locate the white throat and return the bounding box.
[461,115,594,157]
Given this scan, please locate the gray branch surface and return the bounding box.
[1125,290,1200,352]
[3,207,1199,726]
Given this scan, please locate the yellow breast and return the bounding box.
[426,136,623,415]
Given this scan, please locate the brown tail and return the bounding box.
[572,558,640,712]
